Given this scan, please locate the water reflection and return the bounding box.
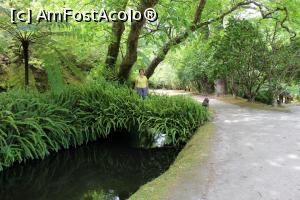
[0,139,180,200]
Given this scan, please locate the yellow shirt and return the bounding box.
[135,75,148,88]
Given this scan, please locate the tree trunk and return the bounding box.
[117,0,158,82]
[105,0,128,68]
[105,21,125,67]
[248,96,255,102]
[22,40,30,88]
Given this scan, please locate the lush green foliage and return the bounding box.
[287,84,300,102]
[170,18,300,103]
[176,35,215,93]
[1,0,298,89]
[0,80,209,171]
[211,19,271,101]
[254,90,274,105]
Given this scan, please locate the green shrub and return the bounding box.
[287,85,300,102]
[296,94,300,102]
[255,90,274,105]
[0,80,209,171]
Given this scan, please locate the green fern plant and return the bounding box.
[0,80,209,171]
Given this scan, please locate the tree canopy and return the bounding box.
[0,0,299,100]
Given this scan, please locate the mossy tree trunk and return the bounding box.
[117,0,159,82]
[105,0,128,68]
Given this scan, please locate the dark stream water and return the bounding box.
[0,136,180,200]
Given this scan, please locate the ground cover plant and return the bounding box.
[0,80,209,171]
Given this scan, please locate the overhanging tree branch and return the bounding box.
[145,0,207,78]
[145,0,296,78]
[245,2,296,39]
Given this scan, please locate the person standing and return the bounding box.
[135,69,148,99]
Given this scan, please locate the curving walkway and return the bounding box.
[164,93,300,200]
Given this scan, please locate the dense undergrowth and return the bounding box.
[0,80,209,171]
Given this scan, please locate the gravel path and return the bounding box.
[166,95,300,200]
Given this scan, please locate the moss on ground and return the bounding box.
[129,123,215,200]
[217,96,290,112]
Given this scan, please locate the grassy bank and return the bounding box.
[217,96,290,112]
[0,80,209,171]
[129,123,215,200]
